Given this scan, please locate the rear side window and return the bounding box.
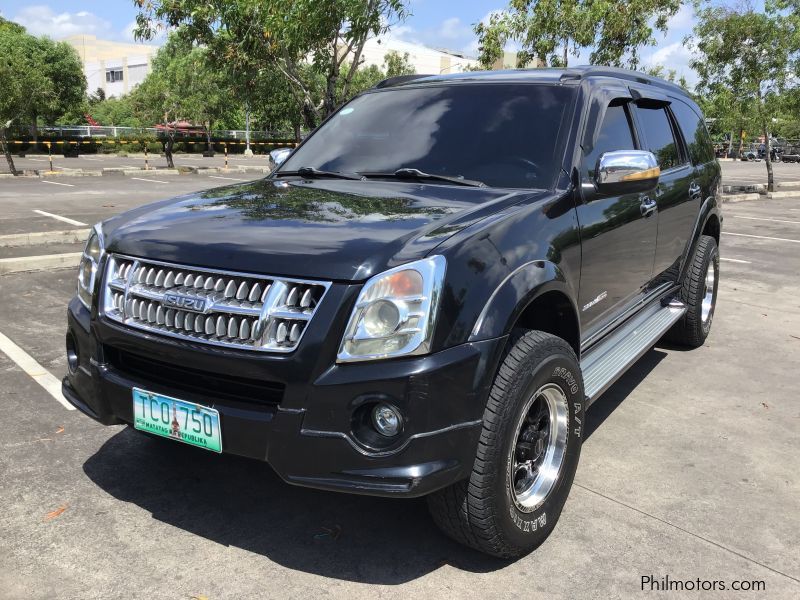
[583,102,636,181]
[635,106,681,170]
[671,100,715,165]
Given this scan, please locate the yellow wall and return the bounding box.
[62,35,159,64]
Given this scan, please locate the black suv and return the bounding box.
[64,67,722,558]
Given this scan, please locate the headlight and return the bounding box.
[77,224,104,309]
[337,256,446,362]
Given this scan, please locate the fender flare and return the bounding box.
[468,259,580,342]
[678,195,723,284]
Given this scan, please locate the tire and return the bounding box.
[427,331,584,558]
[666,234,719,347]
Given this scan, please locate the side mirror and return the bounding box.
[269,147,292,169]
[595,150,660,195]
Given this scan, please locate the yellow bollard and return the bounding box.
[144,143,149,170]
[224,143,228,170]
[47,142,53,172]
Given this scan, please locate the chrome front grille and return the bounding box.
[103,255,330,352]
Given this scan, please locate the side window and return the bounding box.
[583,102,636,182]
[670,100,715,165]
[635,106,682,170]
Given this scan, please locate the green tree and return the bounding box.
[383,51,415,77]
[690,0,800,191]
[130,34,237,166]
[133,0,408,129]
[34,37,87,135]
[88,95,142,128]
[475,0,681,69]
[0,22,85,174]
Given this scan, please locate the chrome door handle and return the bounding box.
[640,196,657,217]
[688,181,702,200]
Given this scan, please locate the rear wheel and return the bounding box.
[427,331,584,558]
[666,234,719,347]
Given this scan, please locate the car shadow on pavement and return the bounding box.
[82,347,668,584]
[82,426,506,584]
[584,348,668,439]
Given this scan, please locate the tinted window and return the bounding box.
[671,100,715,164]
[582,103,635,181]
[281,84,574,189]
[636,106,681,170]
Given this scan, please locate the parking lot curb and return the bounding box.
[776,181,800,191]
[122,168,181,176]
[0,229,90,248]
[766,190,800,199]
[0,252,81,275]
[723,184,766,194]
[37,169,103,178]
[0,173,39,180]
[722,193,762,203]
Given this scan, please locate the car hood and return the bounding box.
[104,178,542,281]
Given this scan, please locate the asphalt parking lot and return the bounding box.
[2,151,276,175]
[0,164,798,598]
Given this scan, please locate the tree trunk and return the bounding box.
[0,128,19,175]
[563,38,568,67]
[736,127,744,159]
[727,129,735,158]
[293,123,301,143]
[763,124,774,192]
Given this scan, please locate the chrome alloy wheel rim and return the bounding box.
[509,383,569,512]
[701,258,717,324]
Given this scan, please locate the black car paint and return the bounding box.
[64,68,722,497]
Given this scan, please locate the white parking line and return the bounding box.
[720,257,751,264]
[79,156,102,162]
[731,215,800,225]
[40,180,74,187]
[0,331,74,410]
[209,175,245,181]
[130,177,170,184]
[33,210,87,226]
[723,231,800,244]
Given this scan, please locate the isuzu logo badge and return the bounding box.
[162,292,208,313]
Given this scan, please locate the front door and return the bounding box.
[576,100,658,342]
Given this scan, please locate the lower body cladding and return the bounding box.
[64,298,507,498]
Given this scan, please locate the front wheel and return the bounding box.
[427,331,584,558]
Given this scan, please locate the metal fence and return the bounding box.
[41,125,295,140]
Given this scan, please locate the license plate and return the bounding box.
[132,388,222,453]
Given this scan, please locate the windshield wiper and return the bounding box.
[362,168,486,187]
[277,166,364,181]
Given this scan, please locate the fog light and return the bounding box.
[66,332,79,374]
[372,403,402,437]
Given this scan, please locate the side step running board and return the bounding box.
[581,300,686,404]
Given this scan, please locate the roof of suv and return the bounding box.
[376,65,691,99]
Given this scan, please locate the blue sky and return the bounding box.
[0,0,698,82]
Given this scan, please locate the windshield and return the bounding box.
[281,83,575,189]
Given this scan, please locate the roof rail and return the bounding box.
[373,74,433,89]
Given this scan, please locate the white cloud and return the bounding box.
[11,5,113,38]
[436,17,471,41]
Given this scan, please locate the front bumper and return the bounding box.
[65,297,506,497]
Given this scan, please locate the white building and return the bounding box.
[62,35,160,98]
[359,37,479,75]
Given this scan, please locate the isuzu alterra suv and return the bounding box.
[65,67,722,558]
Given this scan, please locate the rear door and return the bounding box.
[576,98,658,341]
[631,99,697,287]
